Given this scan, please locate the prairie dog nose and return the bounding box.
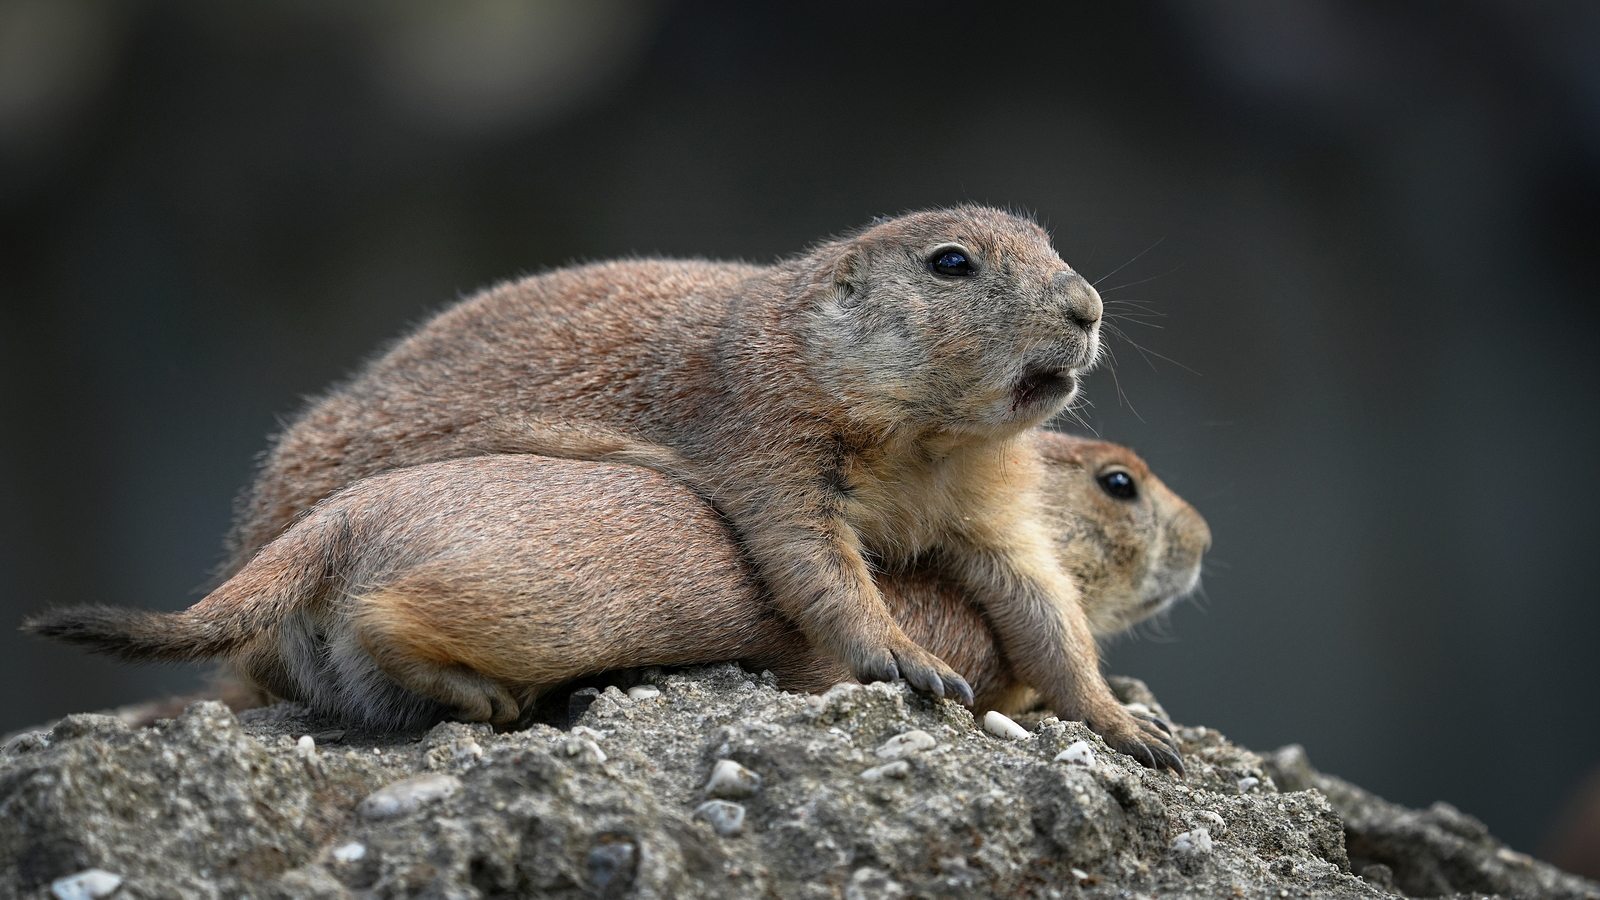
[1054,270,1102,331]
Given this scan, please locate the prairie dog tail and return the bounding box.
[24,511,349,664]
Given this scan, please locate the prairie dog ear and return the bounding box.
[832,247,867,306]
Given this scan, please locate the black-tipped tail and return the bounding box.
[23,605,238,663]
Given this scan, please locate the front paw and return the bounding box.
[853,639,975,707]
[1092,709,1186,776]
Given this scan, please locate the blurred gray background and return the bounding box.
[3,0,1597,862]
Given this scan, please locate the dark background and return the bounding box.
[3,0,1597,861]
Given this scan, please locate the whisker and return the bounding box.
[1113,332,1203,376]
[1098,261,1188,295]
[1091,236,1165,288]
[1100,350,1145,422]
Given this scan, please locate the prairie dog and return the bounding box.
[27,433,1209,739]
[215,206,1174,766]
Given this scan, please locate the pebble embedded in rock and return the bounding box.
[982,711,1031,741]
[694,800,745,836]
[357,773,463,820]
[1052,740,1095,767]
[1237,776,1260,793]
[295,735,317,760]
[3,731,49,755]
[49,869,121,900]
[847,866,905,900]
[705,759,761,799]
[626,685,661,701]
[1199,811,1228,836]
[875,730,936,760]
[332,842,366,863]
[562,738,607,764]
[587,839,637,891]
[860,760,911,781]
[1173,827,1213,856]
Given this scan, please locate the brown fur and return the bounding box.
[29,433,1209,758]
[126,206,1173,765]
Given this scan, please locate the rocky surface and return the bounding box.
[1,665,1594,900]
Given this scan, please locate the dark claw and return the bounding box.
[1105,724,1187,777]
[1132,743,1157,770]
[947,675,975,707]
[1154,744,1187,777]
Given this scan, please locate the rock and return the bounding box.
[846,865,905,900]
[0,664,1594,899]
[48,869,121,900]
[1174,826,1214,855]
[858,760,911,781]
[356,773,462,820]
[875,729,936,760]
[1263,743,1600,900]
[704,759,761,799]
[1053,739,1096,767]
[694,800,746,837]
[586,838,637,893]
[982,710,1031,741]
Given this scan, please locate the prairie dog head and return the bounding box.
[804,206,1102,436]
[1036,431,1212,636]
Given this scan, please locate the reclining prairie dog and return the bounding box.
[28,433,1210,749]
[214,206,1178,766]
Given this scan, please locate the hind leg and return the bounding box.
[353,606,521,725]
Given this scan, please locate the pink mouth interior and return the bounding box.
[1010,367,1073,413]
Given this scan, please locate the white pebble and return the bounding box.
[1052,740,1096,767]
[50,869,122,900]
[694,800,745,836]
[982,711,1031,741]
[704,759,761,799]
[1070,868,1091,884]
[1200,810,1229,835]
[358,773,462,820]
[859,760,911,781]
[450,737,483,762]
[1237,776,1260,793]
[876,729,936,760]
[626,685,661,700]
[847,866,905,900]
[295,735,316,759]
[1496,847,1534,866]
[1172,827,1213,856]
[332,842,366,863]
[562,738,607,763]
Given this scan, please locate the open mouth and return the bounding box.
[1009,366,1076,413]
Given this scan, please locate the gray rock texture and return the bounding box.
[1,665,1594,900]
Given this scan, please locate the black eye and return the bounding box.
[1097,470,1138,500]
[928,248,977,277]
